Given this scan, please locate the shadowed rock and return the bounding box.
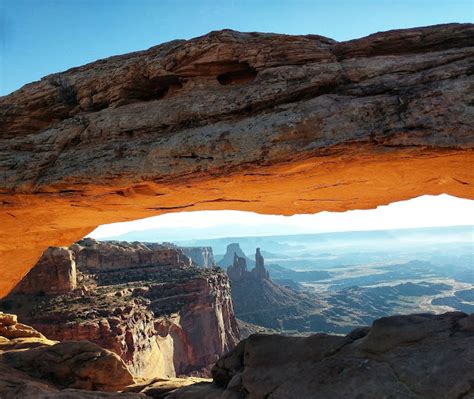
[198,311,474,399]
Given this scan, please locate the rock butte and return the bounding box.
[1,23,473,297]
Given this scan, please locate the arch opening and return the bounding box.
[2,194,472,380]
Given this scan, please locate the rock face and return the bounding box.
[3,340,135,392]
[1,24,473,297]
[72,237,193,272]
[179,247,216,268]
[2,239,240,379]
[218,243,255,269]
[0,312,138,397]
[227,249,319,329]
[0,312,49,342]
[252,248,269,280]
[227,254,248,281]
[12,247,76,295]
[201,312,474,399]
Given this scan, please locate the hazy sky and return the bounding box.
[89,195,474,240]
[1,0,473,95]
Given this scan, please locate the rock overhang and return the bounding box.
[0,23,473,297]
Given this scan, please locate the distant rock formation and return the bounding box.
[2,239,240,379]
[252,248,270,279]
[227,253,248,281]
[218,243,255,269]
[179,246,216,268]
[72,237,193,272]
[228,248,269,281]
[226,248,320,329]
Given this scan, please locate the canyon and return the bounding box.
[1,310,473,398]
[226,247,321,330]
[1,239,239,379]
[216,233,474,335]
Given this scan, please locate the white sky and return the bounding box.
[89,194,474,240]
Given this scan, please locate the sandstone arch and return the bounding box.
[0,24,473,297]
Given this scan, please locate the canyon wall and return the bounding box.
[0,24,473,296]
[180,247,216,268]
[2,239,239,378]
[12,247,77,295]
[3,309,473,398]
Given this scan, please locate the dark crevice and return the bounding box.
[452,178,469,185]
[48,74,78,107]
[118,75,183,104]
[216,62,258,85]
[174,153,215,161]
[147,198,258,211]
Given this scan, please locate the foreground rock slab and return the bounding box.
[2,340,135,392]
[125,377,213,398]
[0,312,137,396]
[168,312,474,399]
[1,24,473,296]
[0,363,145,399]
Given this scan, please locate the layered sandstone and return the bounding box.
[180,247,216,268]
[12,246,76,295]
[0,312,137,396]
[2,239,239,379]
[0,24,473,296]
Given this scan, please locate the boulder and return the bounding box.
[1,340,135,392]
[0,312,46,340]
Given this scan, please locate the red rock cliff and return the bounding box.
[2,239,239,378]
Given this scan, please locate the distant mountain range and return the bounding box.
[92,224,474,248]
[98,225,473,256]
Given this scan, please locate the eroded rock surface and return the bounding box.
[2,239,240,379]
[0,312,140,398]
[12,246,77,295]
[180,247,216,268]
[0,24,473,297]
[2,340,135,392]
[168,312,474,399]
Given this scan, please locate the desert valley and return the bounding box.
[0,223,472,397]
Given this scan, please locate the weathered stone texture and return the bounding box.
[4,239,240,379]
